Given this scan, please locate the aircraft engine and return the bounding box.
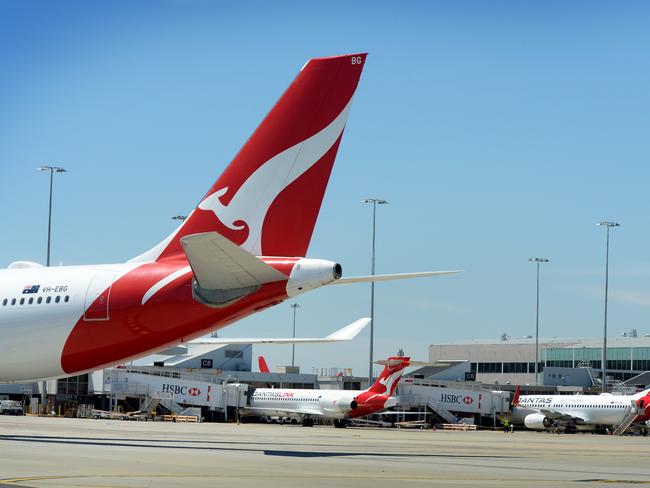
[321,397,358,413]
[286,259,342,296]
[523,413,553,430]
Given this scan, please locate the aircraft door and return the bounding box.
[83,273,116,321]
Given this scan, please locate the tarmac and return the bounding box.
[0,416,649,487]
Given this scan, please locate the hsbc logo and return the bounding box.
[161,384,201,397]
[440,394,474,405]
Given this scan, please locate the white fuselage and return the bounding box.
[0,264,135,381]
[247,388,357,420]
[514,393,634,426]
[0,257,336,383]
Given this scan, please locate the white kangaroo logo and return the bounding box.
[198,98,354,256]
[378,368,404,394]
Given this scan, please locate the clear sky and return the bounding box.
[2,1,650,376]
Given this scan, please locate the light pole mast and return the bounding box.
[362,198,388,384]
[38,165,67,266]
[291,303,300,367]
[37,165,66,414]
[529,257,548,385]
[597,220,620,392]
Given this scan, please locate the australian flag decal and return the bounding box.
[22,285,40,294]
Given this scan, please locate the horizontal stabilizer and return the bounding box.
[374,358,436,368]
[330,270,461,285]
[180,232,286,290]
[190,317,370,344]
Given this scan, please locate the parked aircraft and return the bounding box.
[508,385,650,432]
[1,54,457,383]
[243,356,411,427]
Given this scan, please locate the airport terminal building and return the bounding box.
[429,336,650,387]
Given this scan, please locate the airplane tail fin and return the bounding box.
[511,385,521,406]
[258,356,270,373]
[131,53,367,263]
[367,356,411,396]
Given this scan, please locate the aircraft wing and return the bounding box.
[243,407,324,417]
[180,231,287,290]
[189,317,369,344]
[330,270,461,285]
[538,409,585,423]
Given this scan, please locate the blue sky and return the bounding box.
[2,1,650,375]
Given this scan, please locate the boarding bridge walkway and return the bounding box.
[397,378,511,422]
[105,367,248,413]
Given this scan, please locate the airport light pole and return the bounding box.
[37,165,66,414]
[37,165,67,267]
[597,220,620,392]
[362,198,388,384]
[529,257,549,386]
[290,303,300,367]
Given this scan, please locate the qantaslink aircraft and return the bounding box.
[0,53,456,383]
[244,356,412,427]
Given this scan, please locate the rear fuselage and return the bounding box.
[0,257,335,382]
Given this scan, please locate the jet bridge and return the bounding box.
[104,367,250,413]
[397,378,511,424]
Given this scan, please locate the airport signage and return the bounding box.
[114,370,221,408]
[201,359,213,368]
[161,383,201,397]
[465,372,476,381]
[440,393,474,405]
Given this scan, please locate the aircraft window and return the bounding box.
[11,298,16,305]
[28,297,33,304]
[46,296,51,304]
[55,296,61,303]
[37,297,42,304]
[2,299,6,306]
[19,298,25,305]
[64,295,69,303]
